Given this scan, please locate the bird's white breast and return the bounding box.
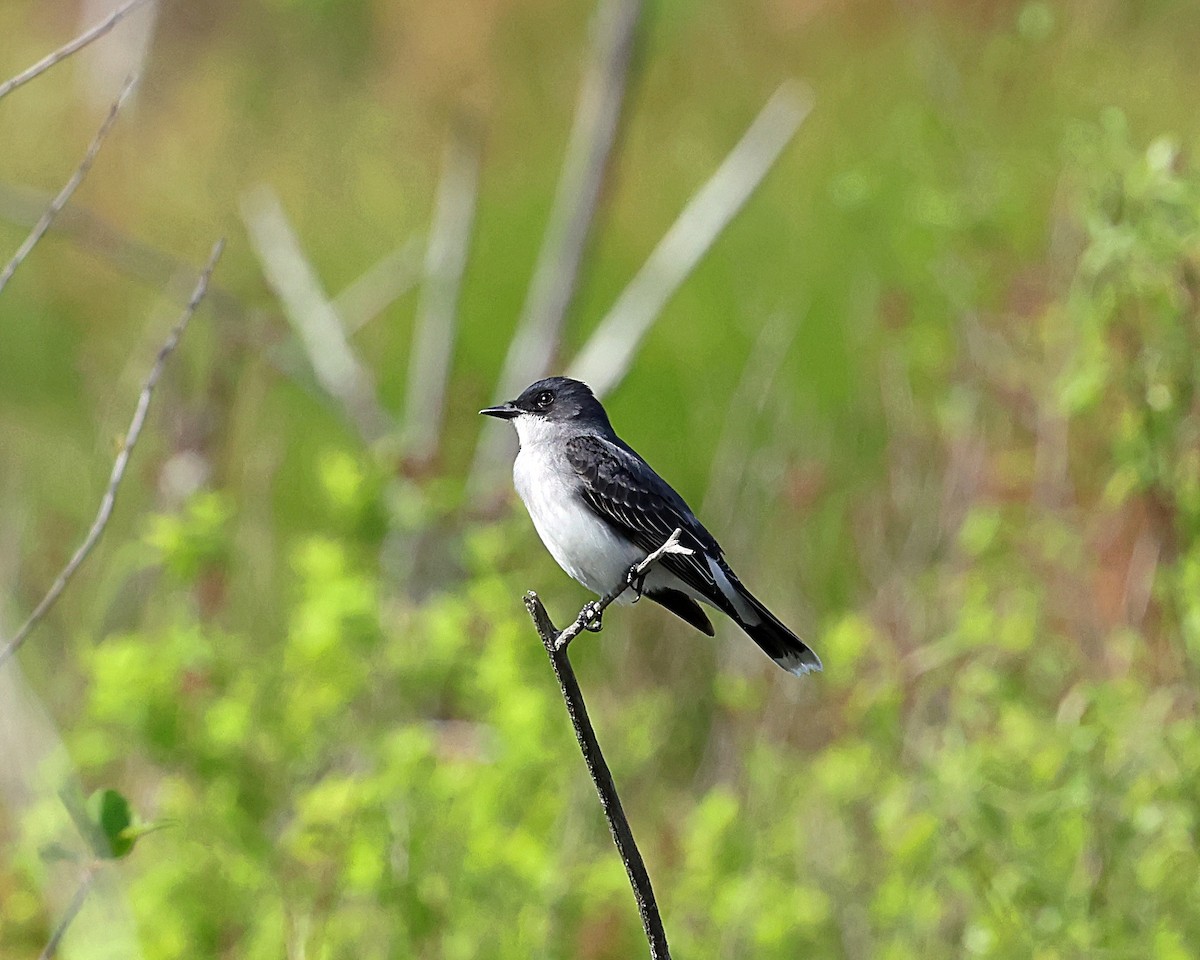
[512,424,642,597]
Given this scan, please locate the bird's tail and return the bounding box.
[731,585,822,677]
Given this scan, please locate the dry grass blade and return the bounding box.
[469,0,642,494]
[492,0,642,395]
[0,182,247,319]
[37,862,101,960]
[402,125,481,465]
[701,309,804,528]
[0,0,156,101]
[240,185,393,445]
[0,75,137,297]
[0,239,225,671]
[335,236,423,335]
[567,81,813,399]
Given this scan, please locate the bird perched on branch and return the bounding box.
[480,376,821,675]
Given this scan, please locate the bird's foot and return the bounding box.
[626,567,647,602]
[580,601,605,632]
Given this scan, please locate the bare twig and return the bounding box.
[0,75,136,297]
[402,124,481,465]
[470,0,643,492]
[240,185,394,445]
[526,595,670,958]
[522,528,690,959]
[0,0,155,101]
[568,82,813,399]
[0,239,225,670]
[37,862,102,960]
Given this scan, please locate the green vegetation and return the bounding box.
[2,2,1199,957]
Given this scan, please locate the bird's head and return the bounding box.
[480,377,613,444]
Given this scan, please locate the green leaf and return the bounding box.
[89,789,135,859]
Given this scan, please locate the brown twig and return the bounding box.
[522,528,690,959]
[0,75,137,297]
[37,861,102,960]
[0,239,225,670]
[0,0,156,101]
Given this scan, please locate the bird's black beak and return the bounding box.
[479,401,519,420]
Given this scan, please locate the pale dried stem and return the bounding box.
[0,239,225,670]
[469,0,642,493]
[335,236,423,335]
[568,82,813,399]
[402,125,481,464]
[0,0,155,101]
[240,185,393,444]
[0,182,246,318]
[38,861,102,960]
[0,75,137,297]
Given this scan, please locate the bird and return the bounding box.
[480,376,821,676]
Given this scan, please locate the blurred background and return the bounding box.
[2,0,1199,957]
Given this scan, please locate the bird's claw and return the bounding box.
[580,601,604,632]
[627,567,647,602]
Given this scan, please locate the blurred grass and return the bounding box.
[2,0,1200,957]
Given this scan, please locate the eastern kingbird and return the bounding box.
[480,376,821,676]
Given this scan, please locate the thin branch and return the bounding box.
[0,75,137,297]
[0,0,155,101]
[402,123,481,465]
[37,862,102,960]
[240,185,394,445]
[469,0,643,493]
[526,596,670,959]
[522,528,690,959]
[0,239,225,671]
[567,81,814,399]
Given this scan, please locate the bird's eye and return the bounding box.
[535,391,554,409]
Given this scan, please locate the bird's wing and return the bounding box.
[564,434,725,602]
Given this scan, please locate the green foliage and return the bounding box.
[1060,113,1200,538]
[144,492,234,581]
[5,2,1200,957]
[57,788,144,861]
[70,512,636,957]
[89,789,135,859]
